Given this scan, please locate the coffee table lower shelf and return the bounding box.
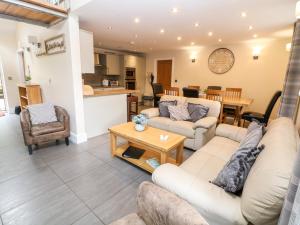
[114,144,177,173]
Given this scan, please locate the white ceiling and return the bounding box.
[73,0,297,53]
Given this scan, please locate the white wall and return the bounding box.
[16,15,87,143]
[146,38,291,116]
[0,20,19,112]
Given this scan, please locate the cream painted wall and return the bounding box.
[145,38,291,115]
[0,26,19,112]
[16,15,87,143]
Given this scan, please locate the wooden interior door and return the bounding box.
[157,60,172,89]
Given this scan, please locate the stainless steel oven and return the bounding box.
[125,67,136,80]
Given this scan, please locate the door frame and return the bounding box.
[0,56,9,112]
[153,57,175,85]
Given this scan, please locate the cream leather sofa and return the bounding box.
[141,95,221,150]
[152,117,299,225]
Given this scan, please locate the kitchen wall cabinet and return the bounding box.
[124,55,137,68]
[106,54,121,75]
[79,29,95,74]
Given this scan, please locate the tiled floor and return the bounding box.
[0,114,193,225]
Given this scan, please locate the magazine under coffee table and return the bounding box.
[109,122,186,173]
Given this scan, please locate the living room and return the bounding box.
[0,0,299,225]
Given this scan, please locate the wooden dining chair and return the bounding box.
[206,89,223,101]
[188,85,200,90]
[223,88,243,124]
[164,87,179,96]
[207,86,222,90]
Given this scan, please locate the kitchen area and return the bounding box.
[79,29,147,138]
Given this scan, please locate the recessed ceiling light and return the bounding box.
[149,47,153,51]
[134,34,138,38]
[194,22,199,27]
[160,29,165,34]
[241,12,247,18]
[107,26,112,30]
[134,17,140,23]
[249,25,253,30]
[172,7,178,13]
[253,34,258,38]
[190,42,195,45]
[177,36,182,41]
[218,38,222,42]
[130,41,135,45]
[208,32,213,36]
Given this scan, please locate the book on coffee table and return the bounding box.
[122,146,145,159]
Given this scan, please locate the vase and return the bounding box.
[135,124,145,132]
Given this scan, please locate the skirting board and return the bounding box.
[70,132,87,144]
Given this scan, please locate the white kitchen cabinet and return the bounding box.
[79,29,94,74]
[106,54,121,75]
[124,55,137,68]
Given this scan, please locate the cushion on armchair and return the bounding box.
[27,103,58,125]
[31,121,64,136]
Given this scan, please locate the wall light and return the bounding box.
[296,1,300,19]
[286,43,292,52]
[190,51,198,63]
[252,47,261,60]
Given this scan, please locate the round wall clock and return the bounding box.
[208,48,235,74]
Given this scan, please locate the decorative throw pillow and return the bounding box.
[187,103,209,122]
[168,104,191,121]
[239,121,264,149]
[158,101,177,118]
[212,145,265,193]
[28,103,58,125]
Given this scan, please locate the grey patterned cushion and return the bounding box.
[159,101,177,118]
[212,145,265,193]
[28,103,58,125]
[187,103,209,122]
[239,121,264,149]
[168,104,191,121]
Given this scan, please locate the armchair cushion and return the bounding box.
[193,117,217,129]
[31,121,64,136]
[27,103,57,125]
[141,108,159,119]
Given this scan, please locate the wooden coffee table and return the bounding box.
[109,122,186,173]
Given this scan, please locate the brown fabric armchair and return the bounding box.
[20,106,70,155]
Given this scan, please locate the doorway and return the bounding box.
[0,59,7,112]
[156,59,173,89]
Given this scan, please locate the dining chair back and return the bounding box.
[188,85,200,90]
[151,83,164,107]
[225,88,242,99]
[207,86,222,90]
[183,87,199,98]
[206,89,223,101]
[164,87,179,96]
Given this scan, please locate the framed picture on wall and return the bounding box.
[45,34,66,55]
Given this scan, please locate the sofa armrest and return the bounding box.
[193,116,217,130]
[216,124,247,143]
[137,181,209,225]
[152,164,247,225]
[20,110,32,145]
[141,108,159,119]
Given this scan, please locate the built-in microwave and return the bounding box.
[125,67,136,80]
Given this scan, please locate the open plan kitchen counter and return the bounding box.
[83,87,140,138]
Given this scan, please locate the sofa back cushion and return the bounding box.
[241,117,299,225]
[187,98,221,118]
[160,95,187,106]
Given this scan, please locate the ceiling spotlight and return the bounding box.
[249,25,253,30]
[253,34,258,38]
[208,32,213,36]
[218,38,222,42]
[194,22,199,27]
[107,26,112,30]
[241,12,247,18]
[130,41,135,45]
[134,34,138,38]
[134,17,140,23]
[177,36,182,41]
[190,42,195,45]
[160,29,165,33]
[172,7,178,13]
